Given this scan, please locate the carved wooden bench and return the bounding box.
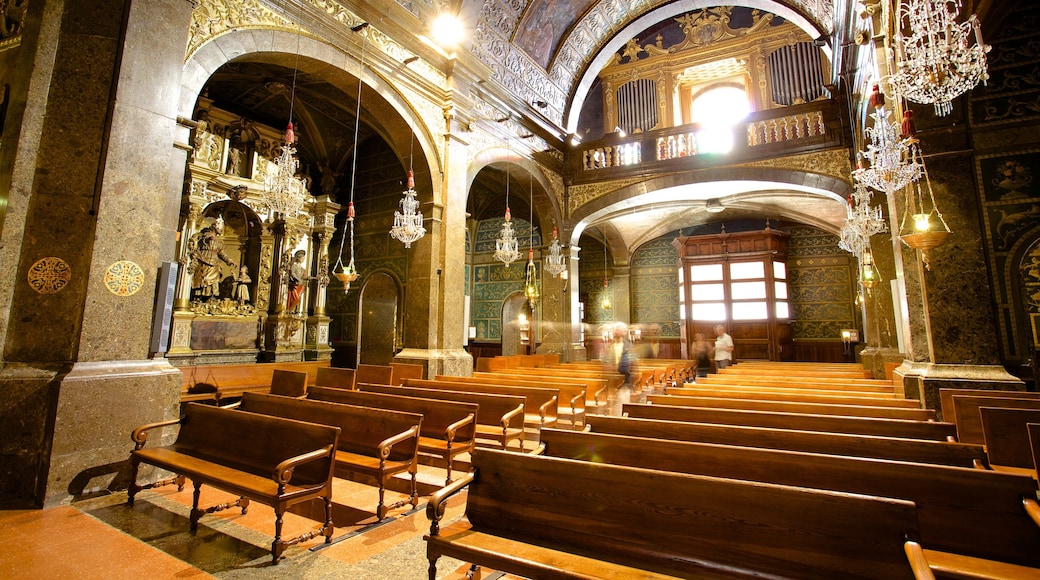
[950,394,1040,444]
[981,406,1040,472]
[127,402,339,564]
[586,414,988,468]
[695,374,897,393]
[358,383,526,451]
[236,392,422,520]
[314,366,356,389]
[404,377,560,429]
[435,374,587,427]
[539,427,1040,578]
[179,360,329,403]
[624,402,957,441]
[647,393,937,420]
[307,386,477,484]
[473,370,607,409]
[425,448,932,579]
[939,388,1039,423]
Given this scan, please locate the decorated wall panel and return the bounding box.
[630,236,680,337]
[469,218,541,341]
[785,225,855,341]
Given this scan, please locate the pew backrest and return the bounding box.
[623,402,958,441]
[539,427,1040,568]
[585,414,987,468]
[939,388,1038,423]
[389,362,424,384]
[404,378,559,427]
[951,395,1040,445]
[1030,423,1040,475]
[269,369,308,397]
[431,448,926,579]
[980,406,1040,469]
[315,366,356,390]
[646,393,936,420]
[356,364,393,385]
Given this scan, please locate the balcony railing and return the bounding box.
[570,100,846,183]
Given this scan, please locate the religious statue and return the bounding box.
[235,265,251,305]
[190,216,236,300]
[286,250,312,313]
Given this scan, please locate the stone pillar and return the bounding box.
[565,244,587,361]
[536,252,572,360]
[0,0,194,507]
[612,266,632,325]
[395,107,472,376]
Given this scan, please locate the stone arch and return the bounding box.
[467,146,564,238]
[178,28,443,202]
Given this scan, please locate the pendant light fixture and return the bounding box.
[262,27,308,218]
[493,137,521,267]
[390,134,427,247]
[332,22,368,291]
[524,178,539,306]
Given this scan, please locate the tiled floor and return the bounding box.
[0,466,484,580]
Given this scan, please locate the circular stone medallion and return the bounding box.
[27,257,72,294]
[104,260,145,296]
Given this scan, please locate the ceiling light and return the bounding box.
[431,14,464,49]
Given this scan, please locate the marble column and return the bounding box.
[0,0,193,507]
[395,107,472,377]
[305,197,339,361]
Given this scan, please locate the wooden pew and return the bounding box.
[695,375,897,393]
[718,365,875,379]
[356,364,393,385]
[668,385,922,408]
[425,448,932,580]
[435,374,586,427]
[128,403,339,564]
[315,367,356,390]
[179,360,329,404]
[473,371,607,408]
[1030,423,1040,476]
[389,362,424,384]
[237,392,422,520]
[586,414,988,468]
[951,395,1040,445]
[490,365,626,391]
[269,369,308,397]
[404,377,559,429]
[939,388,1039,423]
[307,386,476,484]
[538,428,1040,576]
[681,381,899,399]
[623,403,958,441]
[358,383,526,451]
[646,393,936,421]
[981,407,1040,472]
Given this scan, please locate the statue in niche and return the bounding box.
[235,265,252,305]
[286,250,312,313]
[226,117,259,177]
[190,216,236,300]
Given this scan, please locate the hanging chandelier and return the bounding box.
[263,33,308,218]
[524,249,539,306]
[838,182,888,257]
[331,22,369,292]
[543,226,567,278]
[898,137,951,270]
[889,0,989,117]
[494,146,521,267]
[390,133,426,247]
[853,101,921,193]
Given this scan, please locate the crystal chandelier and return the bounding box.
[390,169,426,247]
[889,0,990,117]
[494,149,521,267]
[263,125,308,217]
[494,207,521,266]
[543,226,567,278]
[853,102,921,193]
[838,182,888,257]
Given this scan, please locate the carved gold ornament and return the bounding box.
[104,260,146,297]
[28,257,72,295]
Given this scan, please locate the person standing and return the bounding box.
[713,324,734,370]
[692,333,712,378]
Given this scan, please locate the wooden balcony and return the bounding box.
[568,100,849,185]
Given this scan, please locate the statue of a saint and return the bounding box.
[190,216,236,300]
[235,266,251,305]
[286,250,311,313]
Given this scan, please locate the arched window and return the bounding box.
[690,85,750,154]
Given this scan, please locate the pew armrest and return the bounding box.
[445,413,475,443]
[538,397,557,425]
[904,540,936,580]
[569,391,586,412]
[273,443,337,487]
[923,548,1040,580]
[426,471,475,536]
[130,417,183,449]
[502,404,524,429]
[377,425,421,461]
[220,400,242,409]
[1024,497,1040,529]
[593,386,607,407]
[530,443,547,455]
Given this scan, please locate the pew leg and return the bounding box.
[409,470,419,508]
[189,481,203,533]
[127,457,141,507]
[445,458,453,486]
[376,485,388,521]
[427,557,438,580]
[465,564,481,579]
[323,497,334,543]
[272,509,285,564]
[239,497,250,515]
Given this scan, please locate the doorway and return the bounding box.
[501,294,531,356]
[358,272,399,365]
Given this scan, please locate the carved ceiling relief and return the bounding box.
[738,148,853,183]
[568,176,658,214]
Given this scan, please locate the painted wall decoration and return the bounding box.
[784,226,855,341]
[515,0,595,69]
[27,257,72,295]
[104,260,146,297]
[631,237,681,338]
